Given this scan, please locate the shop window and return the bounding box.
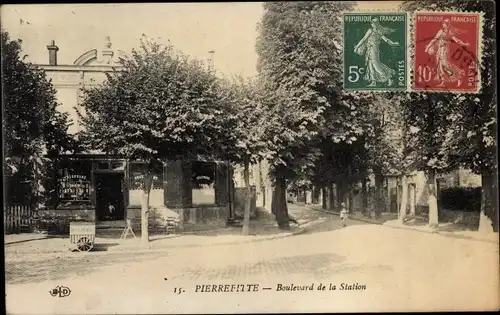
[58,160,92,204]
[128,162,164,207]
[192,161,216,206]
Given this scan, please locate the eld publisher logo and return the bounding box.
[49,286,71,297]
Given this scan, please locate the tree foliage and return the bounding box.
[257,1,357,180]
[223,76,267,165]
[2,29,75,205]
[78,38,237,162]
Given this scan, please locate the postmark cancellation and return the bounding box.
[412,11,483,94]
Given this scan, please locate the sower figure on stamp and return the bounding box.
[354,18,399,87]
[424,19,469,88]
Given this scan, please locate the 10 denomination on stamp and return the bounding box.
[413,12,482,93]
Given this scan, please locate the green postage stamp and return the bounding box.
[343,12,408,92]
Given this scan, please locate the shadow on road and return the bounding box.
[90,242,120,252]
[180,224,300,237]
[5,250,167,285]
[174,252,394,281]
[302,217,368,235]
[4,235,57,246]
[405,216,479,232]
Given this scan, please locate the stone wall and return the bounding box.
[127,205,228,229]
[186,206,229,225]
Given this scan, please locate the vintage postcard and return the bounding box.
[3,1,498,314]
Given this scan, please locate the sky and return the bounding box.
[1,1,401,78]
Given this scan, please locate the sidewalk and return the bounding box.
[308,204,499,244]
[383,220,499,244]
[4,215,326,256]
[4,233,48,245]
[309,205,397,224]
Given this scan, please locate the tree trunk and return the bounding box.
[274,174,290,230]
[242,158,251,235]
[374,173,384,218]
[312,185,319,204]
[305,188,312,204]
[141,168,153,246]
[427,170,439,229]
[258,160,266,208]
[328,182,335,211]
[491,169,499,232]
[362,179,369,217]
[32,158,38,208]
[261,186,266,208]
[271,186,277,215]
[479,170,498,233]
[322,186,327,209]
[436,180,442,221]
[409,183,416,217]
[399,175,408,223]
[348,186,354,214]
[336,181,342,207]
[338,181,347,208]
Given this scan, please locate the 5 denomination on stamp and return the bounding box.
[343,12,408,92]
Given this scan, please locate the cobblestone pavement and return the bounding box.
[5,215,499,314]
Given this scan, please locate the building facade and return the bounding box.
[38,37,236,229]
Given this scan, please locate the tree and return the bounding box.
[224,76,268,235]
[358,94,411,221]
[403,93,462,228]
[400,0,497,231]
[256,1,356,229]
[308,91,403,218]
[78,37,238,244]
[365,96,406,218]
[2,29,75,207]
[311,92,370,213]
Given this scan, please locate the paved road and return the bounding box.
[5,215,499,314]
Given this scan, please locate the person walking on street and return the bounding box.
[108,203,116,220]
[340,202,349,227]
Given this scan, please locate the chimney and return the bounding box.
[101,36,114,64]
[46,40,59,66]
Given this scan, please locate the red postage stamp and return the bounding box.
[413,12,482,93]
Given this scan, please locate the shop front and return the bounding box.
[38,154,234,231]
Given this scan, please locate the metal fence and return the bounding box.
[4,204,34,234]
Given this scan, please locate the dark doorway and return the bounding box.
[95,173,125,221]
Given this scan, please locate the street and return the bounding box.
[6,215,499,314]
